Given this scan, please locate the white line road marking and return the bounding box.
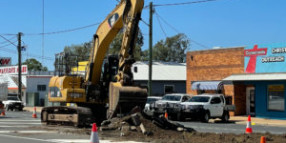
[0,130,57,133]
[0,120,41,122]
[0,134,62,142]
[0,134,145,143]
[49,139,146,143]
[0,122,41,125]
[0,125,30,128]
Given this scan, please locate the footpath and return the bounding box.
[230,116,286,127]
[24,107,286,127]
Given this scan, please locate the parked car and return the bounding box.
[151,93,191,120]
[143,96,162,116]
[180,94,235,122]
[3,96,24,111]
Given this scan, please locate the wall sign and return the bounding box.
[0,57,11,66]
[0,65,28,75]
[244,43,286,73]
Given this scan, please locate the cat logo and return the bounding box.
[108,13,119,28]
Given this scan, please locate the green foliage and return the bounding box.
[142,33,190,62]
[63,42,92,62]
[108,30,144,61]
[22,58,48,71]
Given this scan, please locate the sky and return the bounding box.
[0,0,286,70]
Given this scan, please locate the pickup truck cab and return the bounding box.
[180,94,235,122]
[151,93,191,120]
[3,96,24,111]
[143,96,162,116]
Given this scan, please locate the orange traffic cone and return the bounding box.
[245,115,252,133]
[164,110,168,119]
[90,123,99,143]
[32,107,37,118]
[1,109,5,116]
[260,136,266,143]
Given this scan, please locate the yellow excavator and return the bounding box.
[41,0,147,126]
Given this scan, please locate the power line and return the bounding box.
[0,48,17,53]
[155,12,167,37]
[25,22,101,36]
[0,36,16,45]
[42,0,45,65]
[140,19,150,27]
[0,40,18,49]
[0,35,18,47]
[155,11,210,49]
[144,0,219,9]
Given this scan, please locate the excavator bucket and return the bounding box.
[107,82,147,119]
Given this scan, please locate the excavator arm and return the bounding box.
[86,0,143,85]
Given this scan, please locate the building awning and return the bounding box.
[223,73,286,81]
[191,81,223,90]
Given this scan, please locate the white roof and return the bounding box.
[132,61,186,81]
[0,75,27,88]
[223,73,286,81]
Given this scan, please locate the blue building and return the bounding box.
[224,43,286,119]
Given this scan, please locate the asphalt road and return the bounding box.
[177,119,286,134]
[0,111,143,143]
[0,111,91,143]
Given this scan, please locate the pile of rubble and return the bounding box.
[100,112,195,137]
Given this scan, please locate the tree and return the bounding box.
[22,58,48,71]
[108,30,144,61]
[63,41,92,62]
[142,33,190,63]
[62,29,144,63]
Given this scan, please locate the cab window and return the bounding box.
[210,97,221,104]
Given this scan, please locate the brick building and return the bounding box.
[187,43,286,119]
[186,47,245,116]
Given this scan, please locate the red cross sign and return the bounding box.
[244,45,267,73]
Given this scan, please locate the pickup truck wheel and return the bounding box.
[202,112,210,123]
[221,111,229,122]
[176,113,185,121]
[6,106,10,111]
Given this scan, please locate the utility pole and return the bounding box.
[17,32,22,101]
[148,2,153,96]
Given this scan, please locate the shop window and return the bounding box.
[268,85,284,111]
[37,85,46,92]
[164,85,174,94]
[198,90,205,94]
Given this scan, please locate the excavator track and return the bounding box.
[41,106,95,127]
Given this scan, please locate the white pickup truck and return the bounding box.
[3,96,24,111]
[180,94,235,122]
[150,93,191,120]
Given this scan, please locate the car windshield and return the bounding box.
[146,98,160,103]
[162,95,181,101]
[7,96,19,101]
[188,96,210,102]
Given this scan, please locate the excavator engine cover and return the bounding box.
[108,82,147,119]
